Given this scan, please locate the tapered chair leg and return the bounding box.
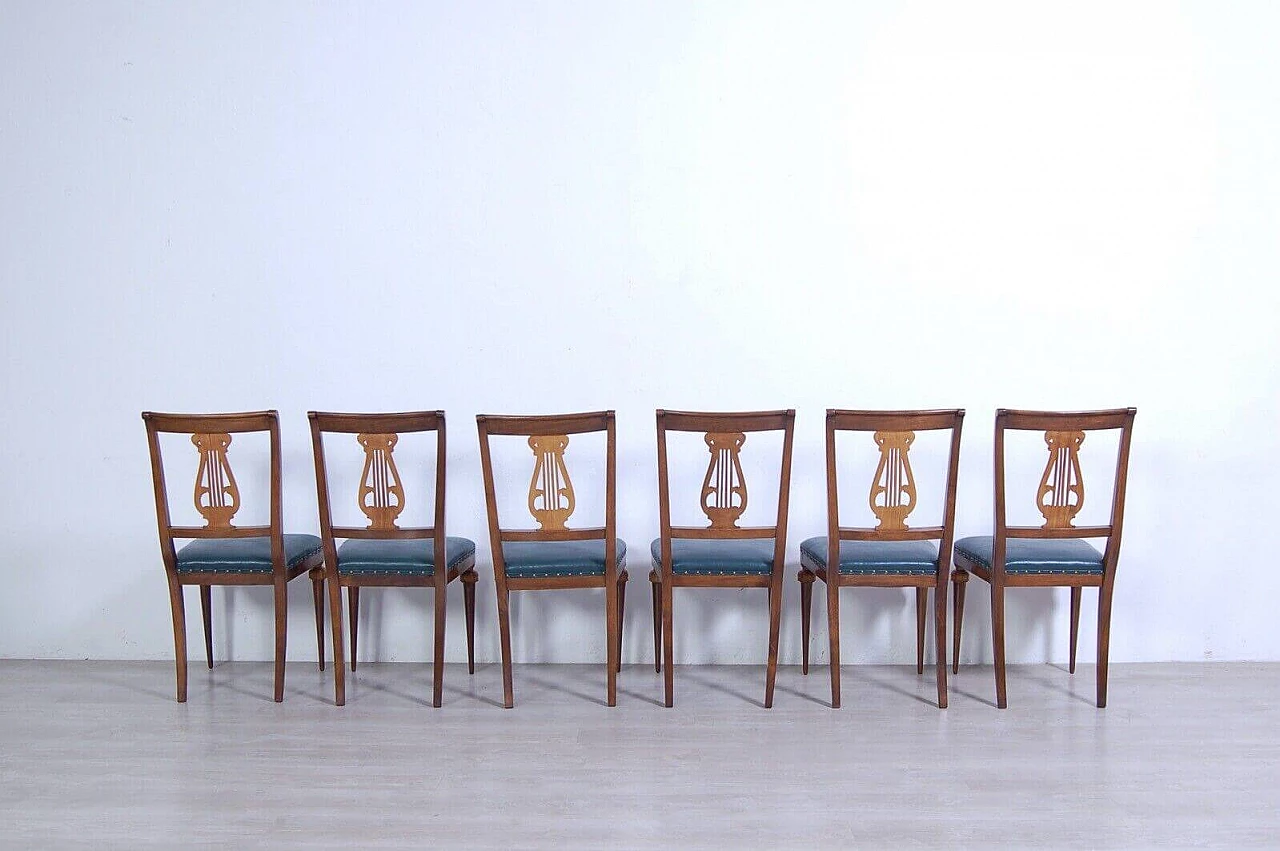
[798,569,813,675]
[462,570,477,675]
[605,578,619,707]
[915,586,927,675]
[272,578,288,703]
[1069,586,1082,674]
[348,586,360,672]
[311,569,325,672]
[1097,580,1115,708]
[934,576,949,709]
[167,574,188,703]
[327,568,346,706]
[662,580,675,707]
[200,585,213,670]
[496,587,515,709]
[826,574,842,709]
[432,579,447,708]
[991,581,1007,709]
[951,570,968,675]
[764,573,783,709]
[616,575,627,674]
[650,572,661,673]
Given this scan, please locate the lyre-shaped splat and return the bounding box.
[701,432,748,529]
[1037,430,1085,528]
[869,431,917,530]
[357,433,405,531]
[192,433,240,530]
[528,435,575,530]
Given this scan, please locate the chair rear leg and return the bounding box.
[311,569,325,672]
[167,574,188,703]
[798,569,813,675]
[991,581,1007,709]
[826,575,842,709]
[605,579,619,707]
[915,586,927,675]
[1097,580,1115,708]
[200,585,213,670]
[662,581,675,707]
[1069,586,1082,674]
[934,576,949,709]
[764,574,783,709]
[327,569,346,706]
[497,587,515,709]
[432,579,447,708]
[462,570,477,675]
[951,570,968,675]
[348,586,360,672]
[272,578,288,703]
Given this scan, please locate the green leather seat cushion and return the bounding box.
[502,539,627,578]
[338,537,476,576]
[954,536,1104,574]
[800,537,938,575]
[649,538,776,575]
[175,534,322,574]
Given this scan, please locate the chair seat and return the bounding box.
[175,534,322,574]
[800,537,938,575]
[649,538,776,576]
[954,536,1104,575]
[502,539,627,578]
[338,537,475,576]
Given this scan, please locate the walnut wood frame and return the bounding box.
[309,411,477,708]
[142,410,325,703]
[797,409,964,709]
[951,407,1136,709]
[651,409,796,708]
[476,411,626,709]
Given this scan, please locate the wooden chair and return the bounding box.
[476,411,627,708]
[651,409,796,708]
[951,408,1136,708]
[142,410,325,703]
[797,409,964,709]
[309,411,478,708]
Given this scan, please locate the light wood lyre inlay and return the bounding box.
[1037,430,1086,528]
[357,433,405,531]
[869,430,917,531]
[192,433,240,530]
[701,432,748,529]
[528,435,575,531]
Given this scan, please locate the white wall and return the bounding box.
[2,1,1277,667]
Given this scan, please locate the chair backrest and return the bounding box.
[824,409,964,576]
[476,411,618,576]
[309,411,448,574]
[994,408,1137,576]
[654,409,796,572]
[141,410,284,572]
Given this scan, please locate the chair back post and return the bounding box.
[655,410,674,584]
[824,410,841,578]
[141,412,178,575]
[267,412,285,575]
[993,409,1010,583]
[433,413,449,588]
[771,410,797,578]
[307,412,340,581]
[475,415,506,582]
[604,411,618,586]
[1102,408,1137,575]
[939,410,966,581]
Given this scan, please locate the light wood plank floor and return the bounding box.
[1,660,1275,849]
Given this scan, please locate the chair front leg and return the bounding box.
[311,569,325,672]
[200,585,213,670]
[327,566,346,706]
[650,572,661,673]
[1069,586,1082,674]
[662,579,675,708]
[1097,578,1115,708]
[933,574,949,709]
[462,570,477,675]
[496,585,515,709]
[605,577,619,707]
[348,586,360,672]
[990,580,1007,709]
[951,569,968,675]
[915,586,927,675]
[798,569,814,675]
[616,574,627,675]
[826,573,842,709]
[166,573,188,703]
